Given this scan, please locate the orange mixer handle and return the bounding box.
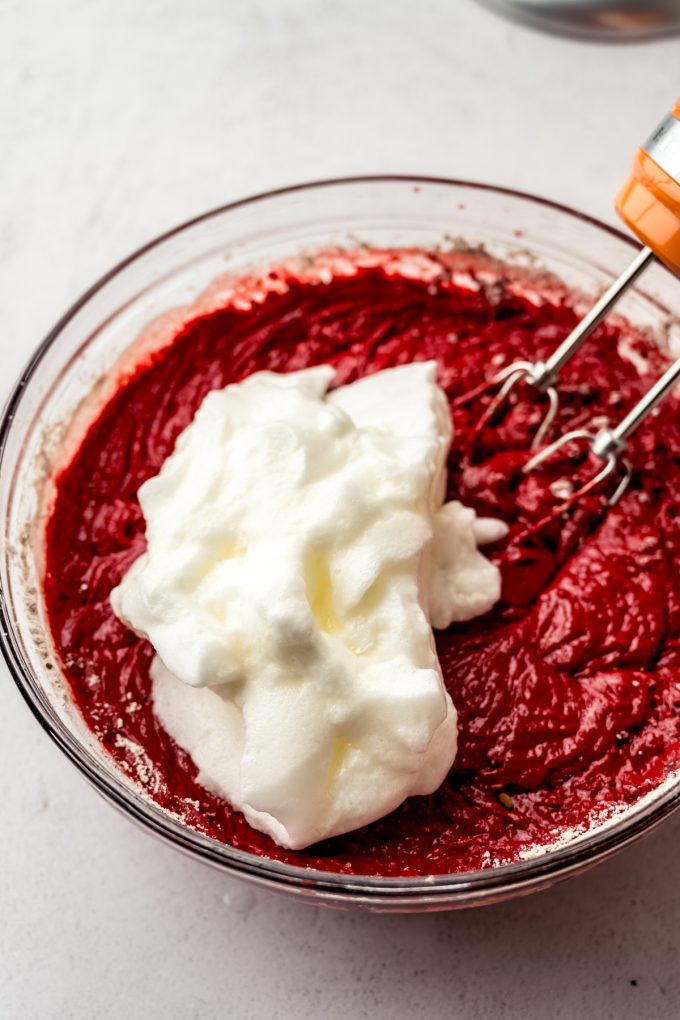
[616,100,680,277]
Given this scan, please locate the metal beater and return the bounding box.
[467,101,680,506]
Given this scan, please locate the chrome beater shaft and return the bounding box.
[463,100,680,513]
[524,352,680,506]
[469,246,656,448]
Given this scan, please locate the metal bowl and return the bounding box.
[474,0,680,41]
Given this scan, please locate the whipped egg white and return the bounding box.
[111,362,506,849]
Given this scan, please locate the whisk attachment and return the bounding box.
[464,100,680,515]
[460,245,655,447]
[524,426,632,507]
[473,359,560,449]
[524,350,680,508]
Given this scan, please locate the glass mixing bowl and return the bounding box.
[2,177,680,912]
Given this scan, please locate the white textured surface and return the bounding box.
[2,1,680,1016]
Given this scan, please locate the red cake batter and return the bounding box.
[43,250,680,876]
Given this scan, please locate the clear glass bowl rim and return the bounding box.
[2,174,679,907]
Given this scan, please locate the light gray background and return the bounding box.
[2,2,680,1017]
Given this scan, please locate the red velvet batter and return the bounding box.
[43,250,680,876]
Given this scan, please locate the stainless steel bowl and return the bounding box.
[475,0,680,40]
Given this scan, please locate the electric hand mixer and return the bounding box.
[464,100,680,507]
